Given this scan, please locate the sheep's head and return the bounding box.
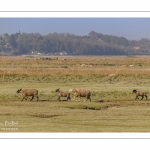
[16,88,22,94]
[55,88,60,92]
[132,89,137,93]
[69,88,75,93]
[74,91,79,96]
[72,88,78,93]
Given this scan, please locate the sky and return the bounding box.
[1,18,150,41]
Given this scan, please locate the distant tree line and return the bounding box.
[0,31,150,56]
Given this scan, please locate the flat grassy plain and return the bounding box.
[1,55,150,132]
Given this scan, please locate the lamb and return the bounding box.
[132,89,148,100]
[55,88,71,101]
[69,88,91,102]
[16,88,39,101]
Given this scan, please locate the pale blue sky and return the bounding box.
[1,18,150,40]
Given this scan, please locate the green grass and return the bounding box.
[1,99,150,132]
[0,78,150,132]
[1,74,149,101]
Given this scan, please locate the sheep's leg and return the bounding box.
[135,96,138,100]
[141,96,144,100]
[23,97,28,101]
[22,97,26,101]
[84,97,87,102]
[145,95,148,100]
[25,97,28,100]
[68,94,71,101]
[30,96,34,101]
[80,96,81,101]
[37,96,39,101]
[67,96,71,101]
[72,96,75,100]
[89,97,91,102]
[72,96,76,101]
[57,96,60,101]
[87,96,91,102]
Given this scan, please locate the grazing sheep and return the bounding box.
[55,88,71,101]
[70,88,91,102]
[16,88,39,101]
[132,89,148,100]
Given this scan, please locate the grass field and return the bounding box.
[1,55,150,132]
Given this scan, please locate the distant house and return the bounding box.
[60,51,67,55]
[37,52,45,56]
[46,52,53,56]
[54,51,67,55]
[133,46,140,50]
[54,52,61,55]
[30,51,45,56]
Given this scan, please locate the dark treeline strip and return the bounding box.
[0,31,150,56]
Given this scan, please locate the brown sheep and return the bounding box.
[132,89,148,100]
[16,88,39,101]
[69,88,91,102]
[55,88,71,101]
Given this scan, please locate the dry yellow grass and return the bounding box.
[1,56,150,76]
